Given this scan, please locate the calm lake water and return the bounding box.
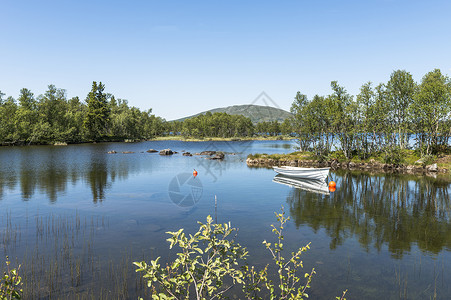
[1,140,451,299]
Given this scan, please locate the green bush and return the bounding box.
[134,209,347,300]
[383,147,406,165]
[247,153,267,159]
[0,257,22,300]
[328,150,347,162]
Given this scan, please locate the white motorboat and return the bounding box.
[272,174,330,195]
[272,166,330,181]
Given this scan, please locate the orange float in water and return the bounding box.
[329,186,336,192]
[193,169,198,177]
[329,181,336,188]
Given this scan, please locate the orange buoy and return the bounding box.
[193,169,198,177]
[329,181,336,188]
[329,186,336,192]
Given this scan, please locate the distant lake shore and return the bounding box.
[0,135,295,146]
[151,135,295,142]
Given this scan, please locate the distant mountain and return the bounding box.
[172,104,292,124]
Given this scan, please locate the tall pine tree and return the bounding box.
[84,81,110,141]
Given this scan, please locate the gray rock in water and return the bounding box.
[146,149,158,153]
[200,151,216,156]
[207,152,225,160]
[159,149,174,155]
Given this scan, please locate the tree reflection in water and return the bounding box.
[0,144,133,203]
[286,171,451,257]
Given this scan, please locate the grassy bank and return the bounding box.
[247,150,451,172]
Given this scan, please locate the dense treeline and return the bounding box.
[289,69,451,160]
[167,112,254,138]
[166,113,293,138]
[0,82,166,144]
[2,68,450,148]
[0,82,285,145]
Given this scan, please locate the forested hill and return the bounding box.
[173,104,292,123]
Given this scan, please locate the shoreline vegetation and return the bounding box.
[246,68,451,175]
[1,68,450,174]
[0,135,293,146]
[247,151,451,174]
[0,81,288,146]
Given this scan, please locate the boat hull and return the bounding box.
[272,166,330,181]
[273,174,330,195]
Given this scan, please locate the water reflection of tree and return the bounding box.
[287,172,451,258]
[87,162,109,203]
[19,149,68,202]
[0,145,134,203]
[86,147,111,203]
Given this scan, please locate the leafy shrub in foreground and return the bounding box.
[0,257,22,300]
[134,209,347,300]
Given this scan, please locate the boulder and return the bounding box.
[200,150,217,156]
[107,150,117,154]
[159,149,174,155]
[146,149,158,153]
[207,152,225,160]
[373,162,385,169]
[122,151,135,154]
[183,152,193,156]
[426,163,438,172]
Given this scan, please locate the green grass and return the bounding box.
[247,152,314,161]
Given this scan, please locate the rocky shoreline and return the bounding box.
[246,157,447,174]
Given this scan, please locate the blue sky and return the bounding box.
[1,0,450,120]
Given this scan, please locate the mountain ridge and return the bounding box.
[171,104,292,123]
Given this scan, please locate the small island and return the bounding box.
[247,151,450,174]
